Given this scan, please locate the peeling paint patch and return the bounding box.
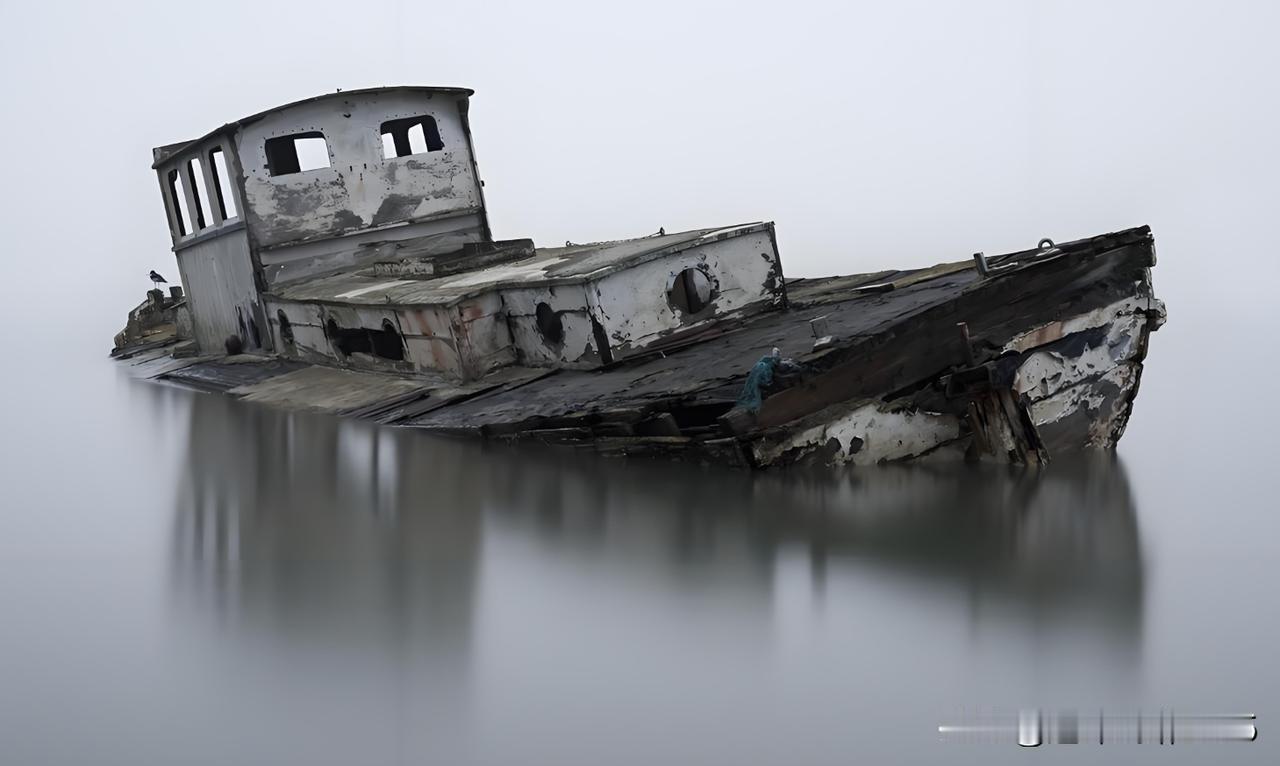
[336,280,415,299]
[1012,310,1147,400]
[1003,297,1145,354]
[754,401,961,467]
[1029,363,1137,447]
[332,209,365,230]
[235,93,483,250]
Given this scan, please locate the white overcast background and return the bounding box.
[1,0,1276,447]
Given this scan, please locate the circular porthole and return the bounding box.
[667,267,714,315]
[535,302,564,345]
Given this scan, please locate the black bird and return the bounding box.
[149,270,167,289]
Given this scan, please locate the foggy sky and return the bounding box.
[1,0,1277,442]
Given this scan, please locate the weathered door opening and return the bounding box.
[535,302,565,345]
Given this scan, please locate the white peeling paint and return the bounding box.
[335,280,415,299]
[437,255,568,288]
[590,231,782,358]
[758,290,1157,467]
[754,402,961,467]
[1030,365,1139,449]
[1012,310,1147,400]
[1003,296,1147,354]
[236,91,482,249]
[1029,363,1138,443]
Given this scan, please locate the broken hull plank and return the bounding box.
[126,226,1164,470]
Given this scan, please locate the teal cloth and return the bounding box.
[737,355,789,412]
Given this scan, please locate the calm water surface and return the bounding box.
[1,323,1275,765]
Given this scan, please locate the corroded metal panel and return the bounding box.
[450,293,516,379]
[502,284,601,367]
[402,336,463,374]
[259,213,485,286]
[266,297,474,378]
[588,230,784,359]
[175,230,263,353]
[235,91,483,250]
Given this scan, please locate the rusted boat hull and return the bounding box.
[115,226,1163,470]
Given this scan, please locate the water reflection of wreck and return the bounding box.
[172,391,481,667]
[170,390,1143,656]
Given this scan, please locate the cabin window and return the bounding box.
[667,267,715,315]
[380,115,444,159]
[209,147,238,220]
[187,158,213,229]
[265,132,331,176]
[167,168,193,237]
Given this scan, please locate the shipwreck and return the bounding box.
[114,85,1165,469]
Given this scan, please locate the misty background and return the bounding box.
[4,1,1277,331]
[5,0,1275,555]
[1,1,1278,764]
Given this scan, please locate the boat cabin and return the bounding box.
[153,86,786,379]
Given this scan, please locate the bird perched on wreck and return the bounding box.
[149,270,167,288]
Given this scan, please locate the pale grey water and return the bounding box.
[0,300,1275,765]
